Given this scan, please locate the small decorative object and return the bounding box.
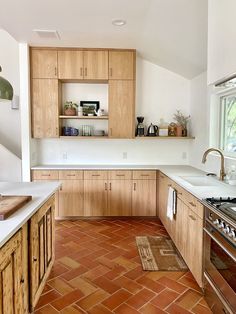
[147,123,158,136]
[168,123,177,136]
[80,101,100,116]
[70,128,79,136]
[95,108,105,116]
[0,66,13,101]
[64,101,78,116]
[173,110,190,137]
[77,106,83,117]
[62,127,72,136]
[159,118,169,137]
[82,125,93,136]
[136,116,145,137]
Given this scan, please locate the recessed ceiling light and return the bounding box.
[33,29,60,39]
[112,19,126,26]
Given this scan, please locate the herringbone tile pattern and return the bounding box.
[34,219,212,313]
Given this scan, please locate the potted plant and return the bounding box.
[173,110,190,136]
[64,101,78,116]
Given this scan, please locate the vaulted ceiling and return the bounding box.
[0,0,207,79]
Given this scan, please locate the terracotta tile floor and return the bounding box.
[35,218,212,314]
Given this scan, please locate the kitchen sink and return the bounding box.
[180,176,218,186]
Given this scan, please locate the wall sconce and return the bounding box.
[0,65,13,101]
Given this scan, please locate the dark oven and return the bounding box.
[204,208,236,314]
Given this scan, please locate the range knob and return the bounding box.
[230,229,236,239]
[220,221,226,229]
[213,218,221,226]
[226,225,231,234]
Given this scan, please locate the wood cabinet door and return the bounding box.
[29,196,55,310]
[132,180,156,216]
[158,174,169,225]
[0,230,25,313]
[59,180,84,216]
[107,180,132,216]
[31,79,59,138]
[58,50,84,79]
[175,197,188,260]
[109,80,135,138]
[31,49,58,79]
[84,180,107,216]
[109,51,134,79]
[84,50,108,80]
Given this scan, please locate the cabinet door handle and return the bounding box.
[33,257,37,262]
[60,186,62,191]
[109,183,112,191]
[20,278,24,284]
[109,68,112,77]
[178,192,182,195]
[105,183,107,191]
[54,67,57,76]
[189,201,196,207]
[189,214,196,221]
[80,67,83,77]
[85,67,87,76]
[168,184,172,187]
[133,182,136,191]
[110,128,112,136]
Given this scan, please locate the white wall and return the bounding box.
[0,144,21,181]
[0,30,21,157]
[33,58,192,165]
[208,0,236,85]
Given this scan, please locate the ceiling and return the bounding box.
[0,0,208,79]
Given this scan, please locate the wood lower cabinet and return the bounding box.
[31,49,58,79]
[31,79,60,138]
[0,225,28,313]
[107,180,132,216]
[29,196,55,310]
[109,80,135,138]
[132,179,156,216]
[84,180,108,216]
[109,51,135,79]
[158,172,170,227]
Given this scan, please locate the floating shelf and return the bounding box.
[60,136,109,139]
[59,115,109,120]
[135,136,195,139]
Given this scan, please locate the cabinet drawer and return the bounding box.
[185,194,204,219]
[84,171,108,180]
[133,170,156,180]
[59,170,83,180]
[109,170,132,180]
[32,170,59,180]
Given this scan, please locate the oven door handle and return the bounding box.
[204,227,236,263]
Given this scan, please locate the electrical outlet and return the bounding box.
[123,152,128,159]
[62,152,67,160]
[182,152,187,160]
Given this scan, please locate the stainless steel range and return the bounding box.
[203,197,236,314]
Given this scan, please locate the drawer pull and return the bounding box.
[116,174,125,177]
[134,182,136,191]
[168,184,172,187]
[92,174,100,177]
[66,174,76,177]
[189,214,196,221]
[109,183,112,191]
[189,201,196,207]
[178,192,183,195]
[141,174,149,176]
[33,257,37,262]
[42,174,51,177]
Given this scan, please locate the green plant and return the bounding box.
[64,101,78,110]
[173,110,190,128]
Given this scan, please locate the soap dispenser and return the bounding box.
[228,165,236,185]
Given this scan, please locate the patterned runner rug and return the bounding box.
[136,236,188,271]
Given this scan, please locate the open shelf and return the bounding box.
[60,136,109,139]
[59,115,109,120]
[135,136,195,139]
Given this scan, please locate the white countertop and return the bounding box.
[0,181,60,248]
[31,164,236,200]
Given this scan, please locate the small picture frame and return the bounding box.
[80,101,100,116]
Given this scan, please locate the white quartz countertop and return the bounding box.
[0,181,60,248]
[31,164,236,200]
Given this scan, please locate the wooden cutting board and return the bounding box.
[0,195,32,220]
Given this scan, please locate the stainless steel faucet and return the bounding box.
[202,148,226,181]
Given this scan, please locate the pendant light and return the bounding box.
[0,66,13,101]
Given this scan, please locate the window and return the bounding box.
[220,92,236,154]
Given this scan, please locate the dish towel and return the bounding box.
[167,186,177,220]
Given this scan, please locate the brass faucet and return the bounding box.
[202,148,226,181]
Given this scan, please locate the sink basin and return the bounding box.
[180,176,218,186]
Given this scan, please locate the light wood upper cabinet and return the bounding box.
[132,179,156,216]
[29,196,55,310]
[107,180,132,216]
[58,50,84,79]
[109,51,135,79]
[109,80,135,138]
[59,179,84,216]
[84,50,108,80]
[31,49,58,79]
[84,180,107,216]
[0,227,28,313]
[31,79,60,138]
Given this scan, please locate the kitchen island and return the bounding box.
[0,181,60,313]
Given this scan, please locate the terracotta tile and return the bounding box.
[34,304,59,313]
[88,304,113,314]
[114,303,140,314]
[51,288,84,311]
[83,264,110,280]
[61,265,88,281]
[35,290,61,310]
[151,288,179,309]
[93,276,120,294]
[146,271,186,282]
[60,305,86,313]
[137,275,166,293]
[140,303,166,314]
[58,256,80,269]
[76,256,101,269]
[41,283,53,295]
[199,297,210,308]
[96,256,117,269]
[175,289,203,310]
[166,302,192,314]
[177,274,202,293]
[48,277,74,295]
[191,303,213,314]
[102,289,132,310]
[113,276,143,294]
[126,288,155,309]
[124,265,144,280]
[77,290,109,311]
[48,262,69,280]
[69,276,98,295]
[105,265,126,280]
[157,276,188,294]
[114,256,138,270]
